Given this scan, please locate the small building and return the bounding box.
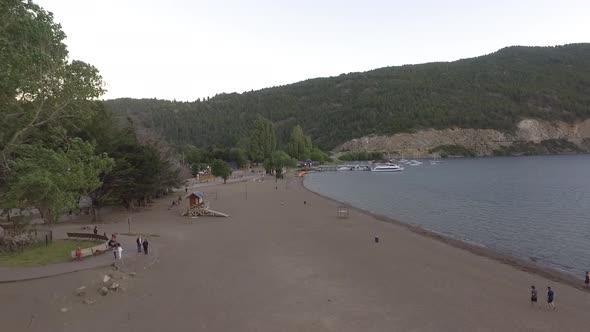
[186,191,206,208]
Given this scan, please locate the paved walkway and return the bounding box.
[0,235,157,283]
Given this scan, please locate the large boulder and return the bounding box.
[75,286,87,296]
[83,298,96,305]
[98,287,109,296]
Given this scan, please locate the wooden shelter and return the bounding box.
[182,191,229,218]
[186,191,207,208]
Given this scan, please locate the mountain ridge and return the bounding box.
[104,43,590,151]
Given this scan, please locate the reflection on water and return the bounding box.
[304,155,590,276]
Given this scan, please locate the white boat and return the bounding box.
[430,157,443,165]
[353,165,371,171]
[337,165,353,171]
[371,164,404,172]
[399,159,409,164]
[408,160,423,166]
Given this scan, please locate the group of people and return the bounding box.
[107,234,123,259]
[530,272,590,310]
[136,236,149,255]
[171,195,182,208]
[73,227,151,261]
[530,286,555,309]
[108,234,150,258]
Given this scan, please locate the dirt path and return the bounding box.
[1,176,589,331]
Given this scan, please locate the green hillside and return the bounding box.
[105,44,590,150]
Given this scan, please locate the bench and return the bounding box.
[66,232,108,241]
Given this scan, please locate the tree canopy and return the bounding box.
[248,115,276,162]
[3,139,113,224]
[263,150,297,180]
[287,125,312,161]
[0,0,104,175]
[211,159,232,184]
[0,0,184,224]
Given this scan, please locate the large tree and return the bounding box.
[3,139,113,224]
[287,125,312,160]
[247,115,276,163]
[0,0,104,182]
[211,159,232,184]
[228,148,248,169]
[263,150,296,181]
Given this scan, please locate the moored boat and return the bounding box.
[371,164,404,172]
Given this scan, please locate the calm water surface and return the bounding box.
[304,155,590,276]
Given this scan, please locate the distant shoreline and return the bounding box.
[300,175,588,292]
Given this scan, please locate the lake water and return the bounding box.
[304,155,590,277]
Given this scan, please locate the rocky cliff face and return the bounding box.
[336,119,590,157]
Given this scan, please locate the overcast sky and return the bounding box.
[38,0,590,101]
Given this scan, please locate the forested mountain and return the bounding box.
[105,44,590,150]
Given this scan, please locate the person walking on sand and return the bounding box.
[136,236,143,253]
[530,285,538,306]
[93,226,98,235]
[585,271,589,288]
[547,287,555,310]
[116,244,123,260]
[142,238,149,255]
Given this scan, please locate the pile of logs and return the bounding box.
[182,201,229,218]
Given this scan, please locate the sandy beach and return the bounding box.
[1,175,589,331]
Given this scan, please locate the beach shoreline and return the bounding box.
[300,174,587,291]
[2,174,590,331]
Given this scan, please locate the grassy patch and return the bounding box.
[0,240,99,267]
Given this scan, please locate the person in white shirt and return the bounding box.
[136,236,143,253]
[116,244,123,259]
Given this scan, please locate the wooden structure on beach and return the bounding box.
[182,191,229,218]
[337,205,349,218]
[187,191,206,207]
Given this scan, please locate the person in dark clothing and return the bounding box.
[93,226,98,235]
[142,238,149,254]
[547,287,555,310]
[530,286,537,306]
[585,271,589,288]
